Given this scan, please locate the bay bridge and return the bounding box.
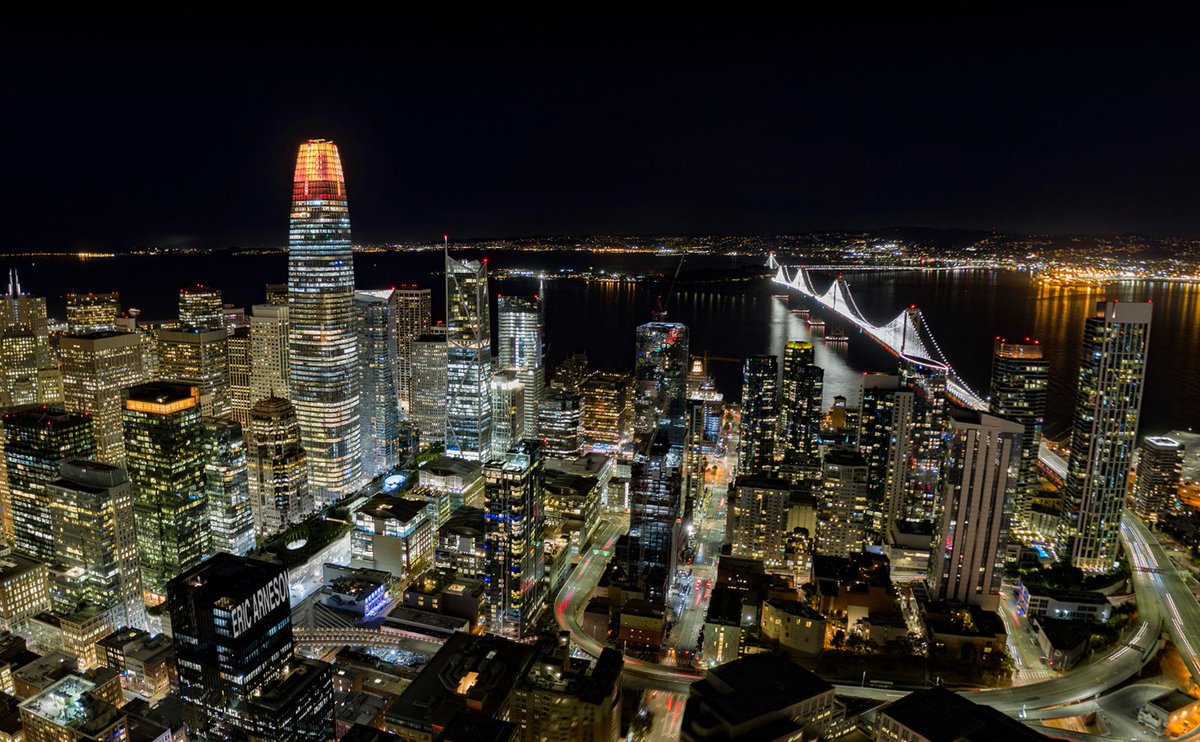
[767,254,988,410]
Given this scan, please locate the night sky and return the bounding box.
[5,16,1200,250]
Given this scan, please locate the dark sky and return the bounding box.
[5,16,1200,250]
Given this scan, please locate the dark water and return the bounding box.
[8,250,1198,440]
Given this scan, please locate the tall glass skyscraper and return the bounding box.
[287,139,361,503]
[779,341,823,465]
[497,295,545,436]
[988,340,1048,526]
[737,355,779,477]
[445,252,492,461]
[633,322,689,446]
[1061,301,1152,572]
[355,289,403,477]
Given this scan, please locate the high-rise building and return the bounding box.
[626,435,681,609]
[894,353,949,528]
[817,450,870,558]
[0,272,61,409]
[779,341,823,466]
[582,371,632,450]
[66,292,120,334]
[550,352,590,395]
[59,331,145,467]
[634,322,689,446]
[157,325,231,420]
[246,396,312,539]
[445,253,492,461]
[355,289,403,477]
[728,476,797,567]
[483,440,546,636]
[203,419,255,557]
[2,407,94,560]
[394,286,431,415]
[227,326,252,426]
[497,295,545,435]
[178,285,224,331]
[929,408,1023,607]
[490,370,525,457]
[265,282,289,306]
[411,331,448,449]
[46,459,146,630]
[287,139,362,503]
[509,635,623,742]
[537,391,583,459]
[857,373,913,537]
[168,553,334,739]
[989,340,1048,526]
[1061,301,1153,572]
[737,355,778,477]
[249,303,290,404]
[122,382,210,600]
[1133,436,1184,527]
[0,552,50,634]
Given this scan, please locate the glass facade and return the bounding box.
[354,289,403,477]
[287,139,361,503]
[497,295,545,436]
[633,322,689,446]
[204,418,255,557]
[779,341,823,465]
[445,253,492,461]
[247,396,312,540]
[60,330,145,467]
[737,355,778,477]
[989,340,1049,526]
[484,440,546,636]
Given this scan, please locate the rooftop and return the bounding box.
[686,654,832,730]
[1150,690,1199,713]
[357,493,428,524]
[880,686,1051,741]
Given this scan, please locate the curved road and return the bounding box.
[556,514,1182,714]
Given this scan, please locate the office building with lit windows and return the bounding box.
[122,382,210,600]
[626,435,681,609]
[168,553,333,740]
[46,459,146,630]
[483,440,546,636]
[249,303,290,404]
[490,370,525,457]
[857,373,913,537]
[1133,436,1184,527]
[2,407,94,561]
[634,322,689,446]
[394,286,431,415]
[287,139,362,503]
[157,325,231,420]
[989,340,1048,525]
[737,355,778,477]
[355,289,403,477]
[59,331,145,468]
[246,396,312,539]
[1061,301,1152,572]
[227,326,252,426]
[929,408,1022,608]
[816,450,869,559]
[779,341,823,466]
[582,371,631,450]
[0,273,61,409]
[203,419,255,557]
[411,331,448,449]
[65,292,120,334]
[445,253,493,461]
[177,285,223,331]
[893,353,949,529]
[497,295,545,436]
[537,390,583,459]
[0,550,51,635]
[729,476,798,568]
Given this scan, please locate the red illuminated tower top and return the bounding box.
[292,139,346,201]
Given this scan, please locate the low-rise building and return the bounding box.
[322,576,388,619]
[508,633,622,742]
[875,686,1051,741]
[1138,690,1200,736]
[681,654,838,741]
[352,495,433,579]
[618,600,665,652]
[402,572,485,625]
[17,674,127,742]
[1032,617,1092,671]
[96,628,175,701]
[417,457,483,525]
[434,506,486,578]
[760,599,825,657]
[1016,583,1113,623]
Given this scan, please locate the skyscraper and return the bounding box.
[929,408,1023,607]
[1061,301,1152,572]
[490,370,525,457]
[737,355,779,477]
[581,371,632,450]
[633,322,689,446]
[1133,436,1184,528]
[395,286,432,415]
[989,340,1048,526]
[249,303,290,404]
[445,252,492,461]
[0,272,61,409]
[203,419,255,557]
[895,353,949,527]
[246,396,312,539]
[60,331,145,467]
[411,331,448,449]
[497,295,545,435]
[779,341,824,466]
[123,382,210,600]
[227,326,252,426]
[857,373,913,537]
[484,440,546,636]
[2,407,94,560]
[626,435,681,609]
[817,449,870,558]
[178,285,224,331]
[157,325,231,420]
[65,292,120,334]
[287,139,361,503]
[355,289,403,477]
[537,390,584,459]
[168,553,334,739]
[47,459,146,630]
